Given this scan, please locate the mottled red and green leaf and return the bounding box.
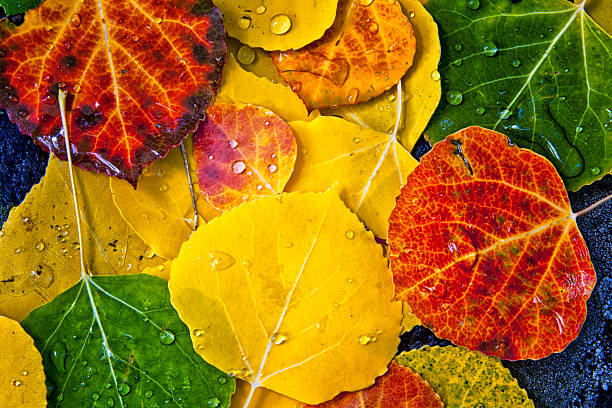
[0,0,225,185]
[388,126,596,360]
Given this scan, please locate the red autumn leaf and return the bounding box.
[388,126,596,360]
[193,101,297,211]
[302,361,443,408]
[0,0,225,185]
[271,0,416,110]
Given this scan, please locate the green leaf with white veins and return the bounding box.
[424,0,612,191]
[21,274,235,407]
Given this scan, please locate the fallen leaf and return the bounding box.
[231,380,300,408]
[401,301,421,334]
[193,101,297,211]
[169,190,402,404]
[0,156,162,321]
[142,259,172,282]
[226,38,285,84]
[323,0,441,151]
[302,361,443,408]
[0,316,46,408]
[396,346,534,408]
[21,274,235,407]
[423,0,612,191]
[110,139,220,259]
[218,55,309,122]
[388,126,596,360]
[272,0,416,109]
[0,0,225,185]
[0,0,41,15]
[286,116,418,239]
[213,0,339,51]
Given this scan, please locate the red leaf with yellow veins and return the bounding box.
[193,101,297,211]
[302,362,443,408]
[388,126,597,360]
[271,0,416,110]
[0,0,225,185]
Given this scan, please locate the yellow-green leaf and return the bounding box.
[169,190,402,404]
[286,116,418,238]
[213,0,339,51]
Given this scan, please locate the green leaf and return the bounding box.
[21,274,235,407]
[0,0,42,15]
[424,0,612,191]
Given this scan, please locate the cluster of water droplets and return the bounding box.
[235,4,292,36]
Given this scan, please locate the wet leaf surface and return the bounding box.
[388,126,596,360]
[272,0,416,109]
[21,274,235,407]
[0,0,225,185]
[424,0,612,191]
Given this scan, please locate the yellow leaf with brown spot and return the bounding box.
[0,157,162,321]
[286,116,418,239]
[169,190,402,404]
[0,316,46,408]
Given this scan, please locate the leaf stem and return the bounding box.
[573,192,612,218]
[180,141,199,230]
[58,89,87,277]
[242,383,256,408]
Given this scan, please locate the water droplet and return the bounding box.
[154,16,162,24]
[576,126,583,133]
[270,14,292,35]
[512,59,521,67]
[92,393,100,401]
[35,241,45,252]
[117,383,130,396]
[347,88,359,103]
[409,11,415,18]
[345,230,354,239]
[591,167,601,175]
[144,390,154,399]
[256,184,263,191]
[431,70,440,81]
[451,58,462,67]
[18,109,28,118]
[57,235,66,243]
[209,251,236,270]
[368,22,379,33]
[159,184,168,192]
[237,45,255,65]
[417,264,426,271]
[8,94,18,103]
[353,137,360,143]
[412,197,420,205]
[475,106,486,115]
[255,4,267,14]
[238,16,252,30]
[13,380,21,387]
[454,43,462,51]
[71,241,80,250]
[271,333,287,345]
[446,90,463,105]
[268,164,277,173]
[14,247,22,254]
[131,34,140,42]
[208,154,214,160]
[467,0,480,9]
[232,160,246,174]
[71,14,81,27]
[50,342,68,373]
[22,371,28,376]
[358,335,372,345]
[143,247,155,259]
[264,120,271,126]
[284,242,293,248]
[207,397,221,408]
[193,329,204,337]
[218,376,227,384]
[359,0,374,6]
[72,84,81,93]
[499,109,512,119]
[159,329,175,345]
[107,397,114,407]
[291,82,302,93]
[483,41,498,56]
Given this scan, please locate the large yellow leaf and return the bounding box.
[323,0,441,151]
[169,190,402,404]
[0,157,162,321]
[286,116,418,239]
[0,316,46,408]
[110,140,220,259]
[213,0,339,51]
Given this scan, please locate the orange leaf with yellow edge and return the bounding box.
[110,139,220,259]
[169,190,402,404]
[193,101,297,211]
[0,316,46,408]
[272,0,416,109]
[286,116,418,239]
[0,156,162,321]
[302,362,443,408]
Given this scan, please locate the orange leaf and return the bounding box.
[302,362,443,408]
[272,0,416,110]
[388,126,596,360]
[193,101,297,211]
[0,0,225,185]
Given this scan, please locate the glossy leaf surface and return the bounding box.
[397,346,534,408]
[272,0,416,109]
[388,126,596,360]
[302,361,443,408]
[0,0,225,185]
[287,116,417,239]
[193,102,297,211]
[0,157,162,321]
[22,274,235,407]
[0,316,46,408]
[170,190,402,404]
[424,0,612,190]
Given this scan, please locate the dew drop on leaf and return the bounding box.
[92,393,100,401]
[475,106,486,115]
[107,397,114,407]
[13,380,21,387]
[268,164,277,173]
[70,14,81,27]
[34,241,45,252]
[591,167,601,175]
[454,43,462,51]
[159,329,176,345]
[117,383,130,396]
[483,41,498,56]
[347,88,359,103]
[358,335,372,345]
[271,333,287,345]
[238,16,252,30]
[255,4,266,14]
[359,0,373,6]
[193,329,204,337]
[431,70,441,81]
[499,109,512,119]
[345,230,355,239]
[452,58,462,67]
[232,160,246,174]
[270,15,292,35]
[237,45,255,65]
[159,184,168,192]
[446,90,463,105]
[207,397,221,407]
[512,59,521,67]
[209,251,236,271]
[144,390,153,399]
[368,22,379,33]
[467,0,480,9]
[576,126,583,133]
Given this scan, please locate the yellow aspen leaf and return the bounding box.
[110,140,220,259]
[396,346,534,408]
[226,38,286,85]
[169,190,402,404]
[142,259,173,282]
[213,0,339,51]
[0,157,163,321]
[231,379,300,408]
[323,0,441,151]
[286,116,418,239]
[218,55,309,122]
[0,316,46,408]
[586,0,612,35]
[401,301,421,334]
